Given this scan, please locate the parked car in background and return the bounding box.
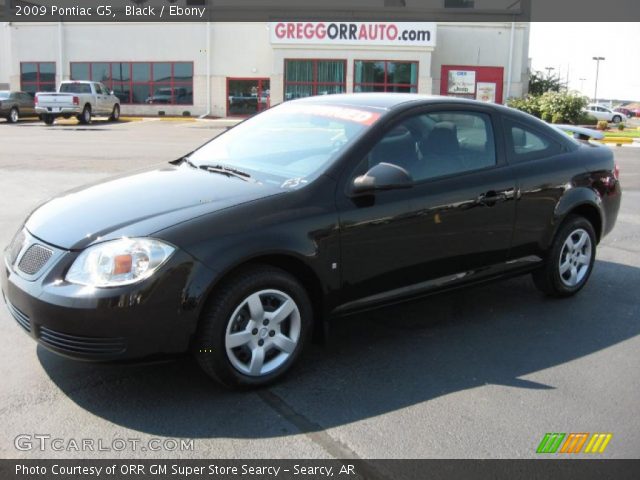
[584,104,623,124]
[35,81,120,125]
[614,107,634,118]
[0,91,36,123]
[2,94,622,388]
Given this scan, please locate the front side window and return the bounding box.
[70,62,193,105]
[20,62,56,97]
[284,59,346,101]
[354,61,418,93]
[365,111,496,181]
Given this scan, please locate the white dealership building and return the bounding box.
[0,21,530,117]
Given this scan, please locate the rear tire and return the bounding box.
[7,107,19,124]
[532,215,596,297]
[42,114,54,125]
[109,104,120,122]
[78,105,91,124]
[194,265,312,389]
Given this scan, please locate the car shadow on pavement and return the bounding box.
[38,259,640,439]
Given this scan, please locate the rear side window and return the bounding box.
[60,83,92,94]
[504,118,563,163]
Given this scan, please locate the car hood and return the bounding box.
[25,163,283,250]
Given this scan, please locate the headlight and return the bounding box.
[66,238,175,287]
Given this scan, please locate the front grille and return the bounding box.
[17,244,53,275]
[6,300,31,332]
[9,229,26,265]
[39,326,126,356]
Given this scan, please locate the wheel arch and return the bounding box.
[549,191,603,249]
[566,203,602,242]
[197,253,328,344]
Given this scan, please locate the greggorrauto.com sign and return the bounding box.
[270,22,436,47]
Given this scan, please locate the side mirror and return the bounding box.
[110,90,115,96]
[352,162,413,195]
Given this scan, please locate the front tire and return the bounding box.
[533,215,596,297]
[109,104,120,122]
[7,107,19,124]
[195,265,312,389]
[612,115,622,124]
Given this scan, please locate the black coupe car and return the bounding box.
[1,94,621,388]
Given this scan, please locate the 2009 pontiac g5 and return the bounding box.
[1,94,621,388]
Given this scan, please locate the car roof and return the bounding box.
[292,93,513,113]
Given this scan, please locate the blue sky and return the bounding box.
[529,22,640,101]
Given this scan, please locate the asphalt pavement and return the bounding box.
[0,118,638,460]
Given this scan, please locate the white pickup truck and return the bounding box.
[35,80,120,125]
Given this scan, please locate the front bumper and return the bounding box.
[1,231,213,361]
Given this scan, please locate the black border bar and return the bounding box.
[1,0,640,22]
[2,459,640,480]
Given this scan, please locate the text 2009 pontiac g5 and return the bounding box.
[1,94,621,388]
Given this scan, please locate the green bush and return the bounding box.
[507,95,541,118]
[508,91,589,125]
[577,113,598,126]
[537,91,589,125]
[597,120,609,131]
[617,122,625,131]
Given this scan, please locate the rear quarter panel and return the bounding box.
[509,142,620,259]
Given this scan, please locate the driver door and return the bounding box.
[336,106,516,307]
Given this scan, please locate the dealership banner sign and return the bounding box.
[447,70,476,94]
[270,22,436,47]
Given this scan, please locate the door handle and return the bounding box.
[476,189,514,206]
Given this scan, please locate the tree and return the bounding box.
[528,71,562,96]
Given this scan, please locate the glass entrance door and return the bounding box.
[227,78,270,117]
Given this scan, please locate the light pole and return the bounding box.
[545,66,555,79]
[579,77,586,93]
[592,56,605,103]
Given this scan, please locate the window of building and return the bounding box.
[20,62,56,97]
[284,59,346,100]
[354,60,418,93]
[70,62,193,105]
[227,78,270,116]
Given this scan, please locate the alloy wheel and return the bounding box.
[558,228,592,287]
[225,289,301,377]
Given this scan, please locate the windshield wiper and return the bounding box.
[171,155,196,167]
[198,164,252,181]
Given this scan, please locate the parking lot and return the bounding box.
[0,118,638,460]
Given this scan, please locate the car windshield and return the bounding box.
[0,91,9,99]
[188,102,382,186]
